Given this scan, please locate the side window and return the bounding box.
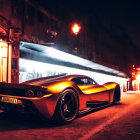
[71,77,96,85]
[71,78,84,85]
[81,78,96,85]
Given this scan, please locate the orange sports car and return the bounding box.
[0,74,121,123]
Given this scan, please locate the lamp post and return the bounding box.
[71,23,81,54]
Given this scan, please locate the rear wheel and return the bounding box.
[53,89,78,123]
[113,85,121,104]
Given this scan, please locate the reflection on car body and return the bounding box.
[0,74,121,123]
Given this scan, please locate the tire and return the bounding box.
[53,89,79,123]
[113,85,121,105]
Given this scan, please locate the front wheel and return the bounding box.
[113,85,121,104]
[53,89,78,123]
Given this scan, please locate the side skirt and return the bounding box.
[78,101,110,115]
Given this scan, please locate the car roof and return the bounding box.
[63,74,91,81]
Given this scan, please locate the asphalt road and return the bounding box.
[0,91,140,140]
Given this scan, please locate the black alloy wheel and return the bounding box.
[53,89,78,123]
[113,85,121,104]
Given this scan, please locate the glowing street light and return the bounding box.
[136,74,140,82]
[71,23,81,35]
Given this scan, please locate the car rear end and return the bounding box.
[0,82,48,116]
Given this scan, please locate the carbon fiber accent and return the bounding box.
[0,82,43,90]
[0,87,26,97]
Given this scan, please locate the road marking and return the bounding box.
[79,100,140,140]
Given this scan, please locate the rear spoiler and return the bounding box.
[0,82,44,90]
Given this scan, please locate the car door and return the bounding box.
[71,77,110,102]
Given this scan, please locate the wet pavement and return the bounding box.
[0,91,140,140]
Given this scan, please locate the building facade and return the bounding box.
[0,0,138,91]
[0,0,65,83]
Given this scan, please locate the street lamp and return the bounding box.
[136,74,140,82]
[71,23,81,35]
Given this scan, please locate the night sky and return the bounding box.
[34,0,140,50]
